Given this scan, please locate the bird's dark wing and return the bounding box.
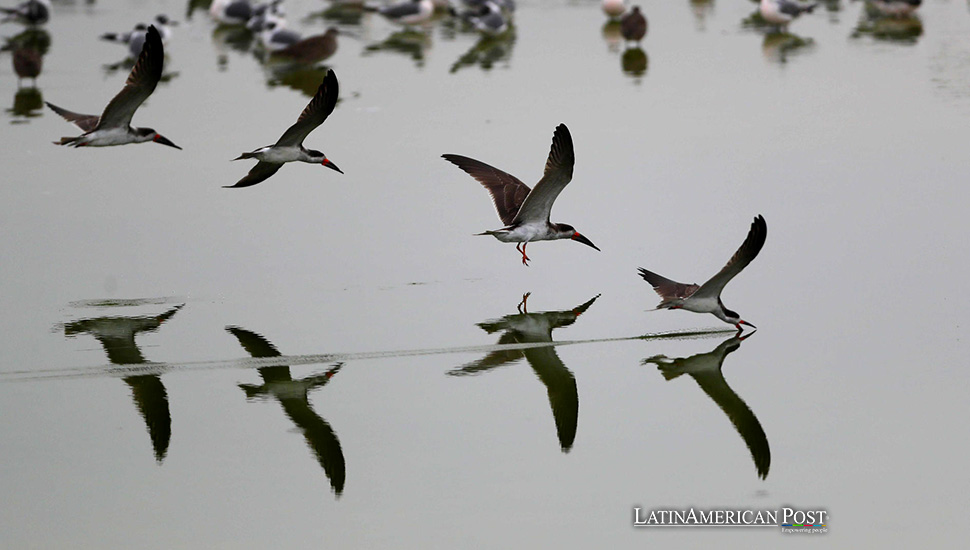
[275,70,338,147]
[442,154,531,226]
[690,367,771,479]
[123,374,172,464]
[638,268,699,303]
[523,345,578,452]
[225,326,282,358]
[45,102,100,132]
[97,25,164,130]
[225,161,283,188]
[511,123,575,225]
[693,215,767,300]
[447,332,523,375]
[279,397,346,495]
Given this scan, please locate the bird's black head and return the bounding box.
[308,150,343,174]
[137,127,181,150]
[556,223,600,251]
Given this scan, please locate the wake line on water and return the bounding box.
[1,327,734,382]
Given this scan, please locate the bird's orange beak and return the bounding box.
[322,158,343,174]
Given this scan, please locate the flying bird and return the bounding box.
[442,124,600,266]
[226,69,342,188]
[638,215,766,329]
[46,25,181,149]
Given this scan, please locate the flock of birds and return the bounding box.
[2,0,927,331]
[0,0,776,332]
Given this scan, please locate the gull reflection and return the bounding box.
[621,46,648,79]
[742,7,815,64]
[227,326,346,496]
[363,28,432,67]
[4,27,47,120]
[449,27,515,73]
[448,293,599,452]
[851,2,922,44]
[642,332,770,479]
[63,304,184,463]
[688,0,714,31]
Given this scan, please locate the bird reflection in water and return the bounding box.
[227,326,346,496]
[448,293,599,452]
[642,331,770,479]
[263,63,334,96]
[62,304,184,463]
[851,2,922,44]
[305,0,366,27]
[4,27,47,120]
[742,5,815,64]
[449,28,515,73]
[621,47,647,79]
[688,0,714,32]
[364,28,432,67]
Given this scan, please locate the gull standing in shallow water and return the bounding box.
[759,0,816,29]
[376,0,434,26]
[46,26,181,149]
[226,69,343,188]
[638,215,767,330]
[442,124,600,266]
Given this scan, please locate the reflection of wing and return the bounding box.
[448,332,522,375]
[279,397,346,495]
[226,326,281,358]
[693,215,767,300]
[650,334,770,479]
[97,335,146,364]
[690,369,770,479]
[523,345,578,452]
[123,374,171,463]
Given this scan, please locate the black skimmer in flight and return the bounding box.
[228,326,346,495]
[442,124,600,266]
[448,294,599,452]
[759,0,816,30]
[638,215,766,330]
[620,6,647,44]
[226,69,342,188]
[46,26,180,149]
[0,0,49,26]
[63,304,184,463]
[643,331,770,479]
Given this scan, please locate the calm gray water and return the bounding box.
[2,0,969,547]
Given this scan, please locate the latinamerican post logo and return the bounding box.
[633,507,828,533]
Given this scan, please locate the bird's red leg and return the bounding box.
[517,292,531,314]
[517,242,530,266]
